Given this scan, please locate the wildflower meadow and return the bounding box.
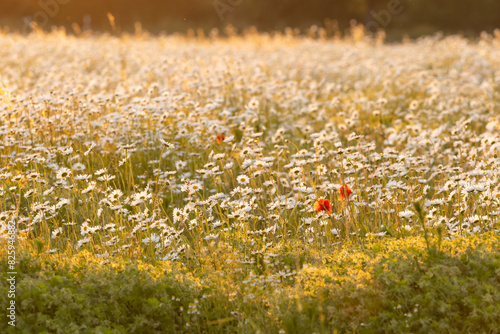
[1,28,500,333]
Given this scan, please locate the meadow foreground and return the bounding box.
[0,30,500,333]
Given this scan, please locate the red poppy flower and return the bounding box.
[216,133,225,145]
[338,184,352,201]
[314,198,331,214]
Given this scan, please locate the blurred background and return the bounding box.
[1,0,499,39]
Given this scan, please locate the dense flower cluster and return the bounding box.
[0,31,499,265]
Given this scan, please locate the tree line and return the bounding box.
[1,0,499,36]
